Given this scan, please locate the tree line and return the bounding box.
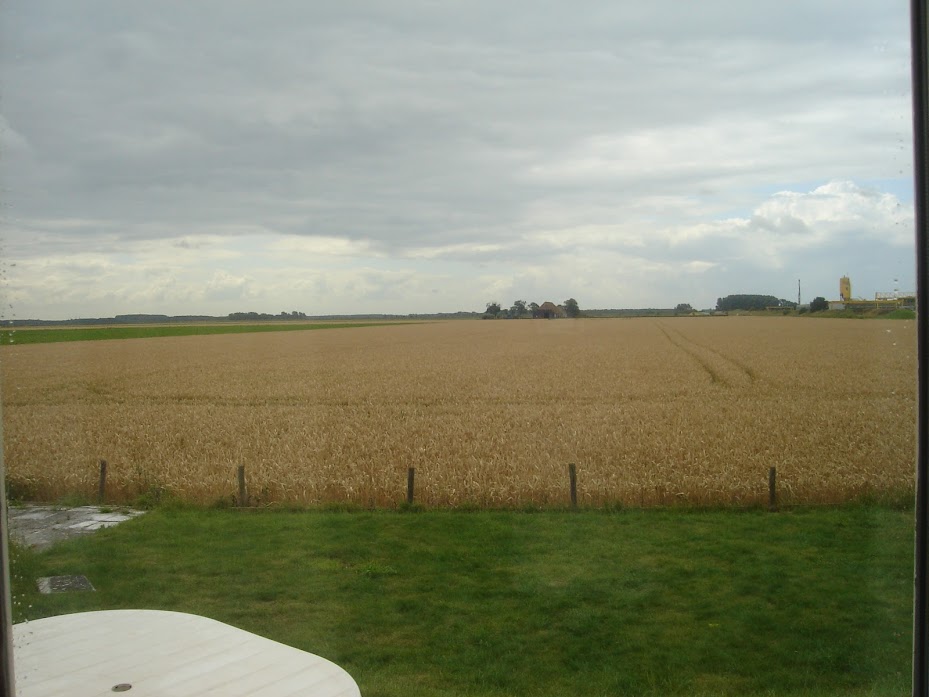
[715,295,829,312]
[484,298,581,318]
[715,295,795,312]
[228,311,308,321]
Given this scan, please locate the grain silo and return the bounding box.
[839,276,852,302]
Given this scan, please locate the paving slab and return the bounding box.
[36,575,96,594]
[8,505,146,551]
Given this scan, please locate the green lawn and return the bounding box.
[0,321,407,345]
[10,507,914,696]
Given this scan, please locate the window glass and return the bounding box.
[0,2,917,696]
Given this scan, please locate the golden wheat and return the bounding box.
[0,317,916,507]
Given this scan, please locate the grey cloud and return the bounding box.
[0,0,915,316]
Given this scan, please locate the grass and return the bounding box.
[805,309,916,320]
[0,321,407,345]
[10,506,914,696]
[884,309,916,320]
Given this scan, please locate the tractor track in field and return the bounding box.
[655,321,757,388]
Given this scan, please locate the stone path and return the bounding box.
[8,505,146,551]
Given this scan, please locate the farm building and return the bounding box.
[829,276,915,312]
[535,302,567,319]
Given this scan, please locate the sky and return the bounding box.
[0,1,916,319]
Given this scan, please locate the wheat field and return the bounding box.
[0,317,916,507]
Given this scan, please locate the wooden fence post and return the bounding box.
[768,466,777,511]
[407,468,415,505]
[97,459,107,504]
[569,463,578,509]
[237,465,247,507]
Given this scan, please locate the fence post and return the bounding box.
[569,463,578,509]
[237,465,247,507]
[768,466,777,511]
[407,468,415,505]
[97,459,107,504]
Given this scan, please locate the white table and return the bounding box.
[13,610,361,697]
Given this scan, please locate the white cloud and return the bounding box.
[755,181,913,245]
[267,236,380,258]
[0,178,913,319]
[403,242,509,260]
[203,271,255,303]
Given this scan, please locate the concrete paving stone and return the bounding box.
[80,522,119,531]
[36,575,96,594]
[16,512,55,521]
[67,521,99,530]
[8,505,147,551]
[88,514,133,522]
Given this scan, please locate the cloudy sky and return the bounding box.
[0,1,916,319]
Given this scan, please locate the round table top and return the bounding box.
[13,609,361,697]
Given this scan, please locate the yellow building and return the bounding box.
[839,276,852,302]
[830,276,915,312]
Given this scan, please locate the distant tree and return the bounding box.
[563,298,580,318]
[675,303,694,315]
[485,301,501,318]
[716,294,785,312]
[529,302,540,315]
[511,300,528,318]
[229,311,274,320]
[810,296,829,312]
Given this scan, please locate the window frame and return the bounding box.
[911,0,929,693]
[0,3,926,696]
